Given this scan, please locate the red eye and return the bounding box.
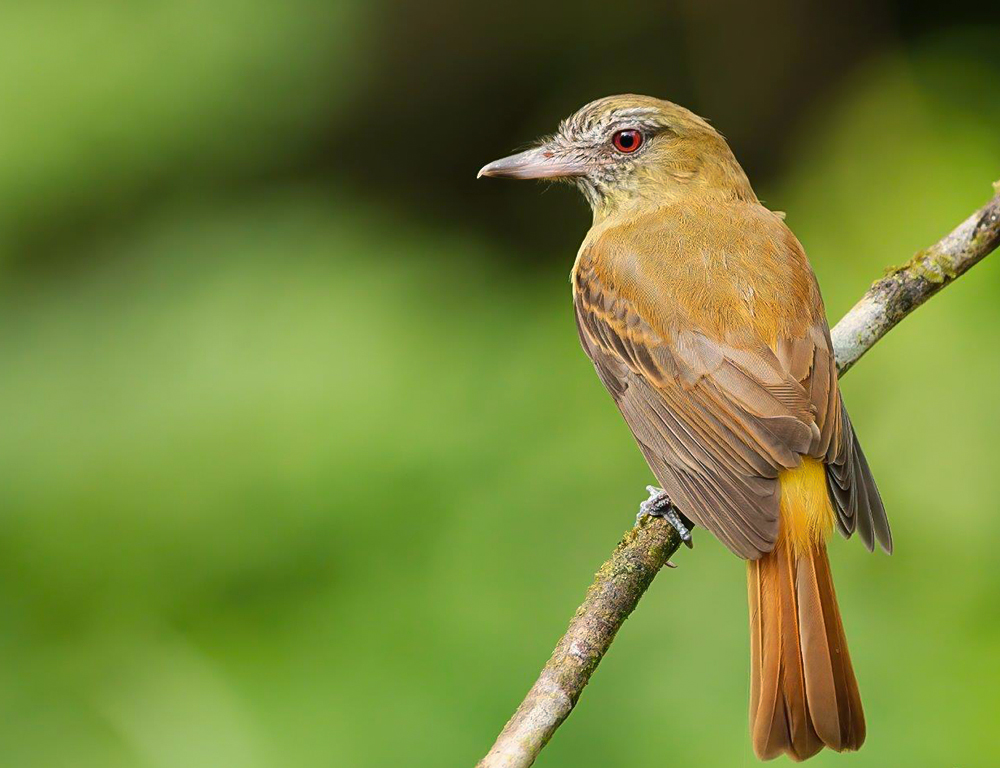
[612,129,643,153]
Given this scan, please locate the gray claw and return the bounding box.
[636,485,693,548]
[636,485,671,520]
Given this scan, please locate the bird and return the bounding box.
[478,95,891,762]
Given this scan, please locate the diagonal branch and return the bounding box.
[833,181,1000,374]
[476,183,1000,768]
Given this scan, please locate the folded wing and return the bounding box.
[573,242,890,559]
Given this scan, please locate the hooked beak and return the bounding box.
[477,145,588,180]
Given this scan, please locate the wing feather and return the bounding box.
[574,226,890,558]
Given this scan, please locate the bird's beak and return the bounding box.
[477,145,587,180]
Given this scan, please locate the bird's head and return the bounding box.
[478,94,756,218]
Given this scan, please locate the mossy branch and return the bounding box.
[475,182,1000,768]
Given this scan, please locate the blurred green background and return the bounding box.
[1,2,999,766]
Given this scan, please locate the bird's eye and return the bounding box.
[612,129,643,153]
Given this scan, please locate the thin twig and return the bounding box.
[833,181,1000,374]
[476,183,1000,768]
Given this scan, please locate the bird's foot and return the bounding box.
[636,485,693,548]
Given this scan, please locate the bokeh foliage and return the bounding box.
[0,3,998,766]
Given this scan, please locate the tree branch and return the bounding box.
[476,183,1000,768]
[833,181,1000,374]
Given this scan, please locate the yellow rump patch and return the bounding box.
[778,457,835,555]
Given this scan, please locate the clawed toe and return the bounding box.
[636,485,693,548]
[637,485,671,518]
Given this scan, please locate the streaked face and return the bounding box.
[478,95,685,207]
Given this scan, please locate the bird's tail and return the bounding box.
[747,534,865,761]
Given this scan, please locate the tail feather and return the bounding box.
[777,541,824,759]
[748,540,864,761]
[802,545,865,750]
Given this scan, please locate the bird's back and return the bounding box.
[573,200,824,351]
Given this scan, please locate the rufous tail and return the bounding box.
[747,538,865,761]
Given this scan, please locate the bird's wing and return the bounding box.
[573,238,889,558]
[773,325,890,552]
